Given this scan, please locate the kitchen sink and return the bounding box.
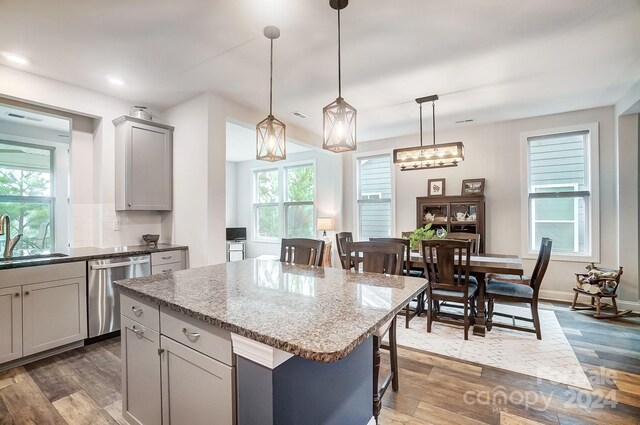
[0,253,69,263]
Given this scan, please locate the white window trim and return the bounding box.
[352,150,396,242]
[251,159,317,243]
[520,122,600,262]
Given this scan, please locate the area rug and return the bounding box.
[395,304,592,390]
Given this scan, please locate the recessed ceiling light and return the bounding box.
[2,52,28,65]
[106,76,125,86]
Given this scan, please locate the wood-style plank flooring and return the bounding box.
[0,302,638,424]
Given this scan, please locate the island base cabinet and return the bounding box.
[22,278,87,356]
[122,316,161,425]
[0,286,22,364]
[161,336,235,425]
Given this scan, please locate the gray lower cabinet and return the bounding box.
[22,277,87,356]
[121,316,162,425]
[0,262,87,365]
[0,286,22,363]
[120,293,235,424]
[160,336,234,425]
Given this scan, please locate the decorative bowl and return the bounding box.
[142,234,159,247]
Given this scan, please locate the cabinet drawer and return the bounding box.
[121,293,160,332]
[160,306,232,366]
[151,251,182,266]
[152,262,182,276]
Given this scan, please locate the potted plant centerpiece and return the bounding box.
[405,223,447,254]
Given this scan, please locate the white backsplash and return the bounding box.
[71,203,162,248]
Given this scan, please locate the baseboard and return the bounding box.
[0,340,84,372]
[539,289,640,312]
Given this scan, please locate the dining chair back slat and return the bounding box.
[345,241,404,276]
[422,239,472,293]
[279,238,325,266]
[369,238,411,275]
[445,232,481,255]
[335,232,353,269]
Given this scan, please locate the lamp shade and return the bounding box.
[323,97,357,152]
[317,217,334,231]
[256,115,286,161]
[393,141,465,170]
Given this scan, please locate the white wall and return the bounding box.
[226,161,237,227]
[342,106,639,306]
[232,149,343,260]
[0,66,162,248]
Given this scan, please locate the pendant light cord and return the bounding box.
[432,100,436,146]
[269,38,274,115]
[337,5,342,98]
[419,102,423,147]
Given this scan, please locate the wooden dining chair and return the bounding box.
[422,239,477,340]
[446,232,481,255]
[279,238,325,266]
[345,241,404,423]
[335,231,353,269]
[370,237,425,328]
[486,238,552,339]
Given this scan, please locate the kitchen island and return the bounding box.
[114,258,427,425]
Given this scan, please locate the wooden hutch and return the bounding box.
[416,195,486,253]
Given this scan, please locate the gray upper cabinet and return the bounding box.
[114,116,174,211]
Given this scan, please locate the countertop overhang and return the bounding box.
[114,258,427,363]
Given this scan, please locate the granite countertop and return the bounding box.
[114,258,427,363]
[0,244,188,270]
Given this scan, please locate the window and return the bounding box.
[522,124,599,260]
[357,154,393,240]
[253,163,315,240]
[0,140,55,253]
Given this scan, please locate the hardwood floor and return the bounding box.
[0,302,638,424]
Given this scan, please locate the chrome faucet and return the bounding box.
[0,214,22,258]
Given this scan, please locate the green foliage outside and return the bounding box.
[0,168,52,252]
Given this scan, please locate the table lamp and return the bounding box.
[317,217,334,237]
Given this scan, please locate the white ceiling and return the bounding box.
[1,0,639,141]
[226,121,311,162]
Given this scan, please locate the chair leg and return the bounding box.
[612,296,619,314]
[571,291,579,310]
[595,297,602,318]
[531,300,541,340]
[405,301,410,328]
[486,297,494,331]
[427,295,433,333]
[372,335,381,422]
[464,301,469,340]
[390,318,399,391]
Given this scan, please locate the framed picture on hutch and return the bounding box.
[461,178,485,196]
[427,178,446,196]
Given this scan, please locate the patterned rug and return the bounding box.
[395,304,592,390]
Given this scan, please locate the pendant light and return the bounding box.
[393,95,464,170]
[322,0,357,153]
[257,26,286,162]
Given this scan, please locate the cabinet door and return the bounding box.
[128,123,172,210]
[22,278,87,356]
[121,316,161,425]
[0,286,22,363]
[161,336,234,425]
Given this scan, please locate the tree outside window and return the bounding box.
[0,141,54,254]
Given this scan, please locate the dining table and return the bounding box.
[408,252,524,336]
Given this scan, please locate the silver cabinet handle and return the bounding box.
[162,269,171,273]
[90,258,150,270]
[131,325,144,337]
[182,328,200,341]
[131,306,143,316]
[161,256,172,260]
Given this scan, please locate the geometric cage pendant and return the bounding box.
[322,97,356,153]
[257,115,286,161]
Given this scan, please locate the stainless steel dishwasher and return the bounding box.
[88,255,151,337]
